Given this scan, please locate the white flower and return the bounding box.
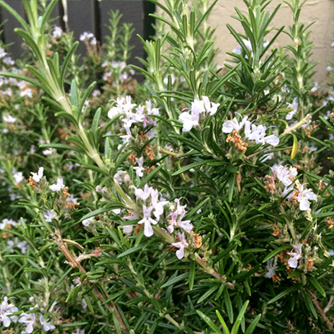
[49,178,64,191]
[327,65,333,72]
[310,82,319,92]
[135,184,153,201]
[40,314,55,331]
[271,164,297,187]
[264,134,280,146]
[80,32,94,41]
[43,148,53,155]
[7,238,28,254]
[146,100,160,116]
[52,26,62,38]
[19,312,36,333]
[265,258,278,278]
[0,47,7,58]
[13,172,24,184]
[3,57,14,66]
[222,116,248,133]
[3,114,16,123]
[43,210,56,222]
[179,97,220,132]
[296,185,317,211]
[171,232,189,259]
[82,217,94,227]
[138,205,158,237]
[287,244,303,268]
[133,157,145,177]
[20,88,33,98]
[31,167,44,182]
[179,111,200,132]
[150,189,168,220]
[122,211,139,234]
[0,297,18,327]
[286,97,298,120]
[202,96,220,115]
[49,302,57,312]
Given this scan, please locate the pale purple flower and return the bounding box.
[43,210,56,222]
[146,100,160,116]
[17,240,28,254]
[0,47,7,58]
[138,205,158,237]
[178,219,193,232]
[81,299,87,309]
[43,148,53,156]
[19,312,36,333]
[49,302,57,312]
[133,157,145,177]
[0,297,18,327]
[7,238,28,254]
[171,232,189,259]
[52,26,62,38]
[72,329,85,334]
[310,82,319,92]
[135,184,153,201]
[151,190,169,220]
[40,314,56,331]
[80,32,94,41]
[265,259,278,278]
[167,212,178,233]
[114,170,126,183]
[122,211,139,234]
[3,57,14,66]
[174,199,187,218]
[49,178,64,191]
[82,217,94,227]
[286,97,298,120]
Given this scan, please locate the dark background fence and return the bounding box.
[0,0,156,69]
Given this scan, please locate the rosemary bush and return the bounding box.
[0,0,334,333]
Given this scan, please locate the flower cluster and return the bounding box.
[79,32,97,46]
[270,164,317,211]
[223,115,279,149]
[107,97,159,143]
[178,96,220,132]
[102,60,135,84]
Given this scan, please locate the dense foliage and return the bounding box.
[1,0,334,333]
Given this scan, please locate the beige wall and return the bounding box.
[158,0,334,85]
